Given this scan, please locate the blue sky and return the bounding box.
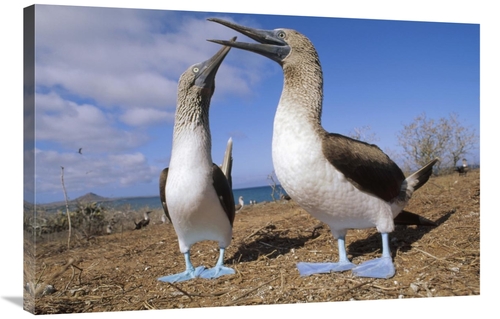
[21,4,482,204]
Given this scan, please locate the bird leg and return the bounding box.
[158,252,206,283]
[351,232,395,278]
[296,235,356,276]
[199,247,235,279]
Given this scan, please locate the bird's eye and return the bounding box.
[277,31,286,39]
[193,67,200,73]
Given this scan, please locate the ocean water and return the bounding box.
[233,185,288,205]
[105,185,288,211]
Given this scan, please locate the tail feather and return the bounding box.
[408,158,440,192]
[399,158,439,202]
[394,159,439,228]
[220,137,233,188]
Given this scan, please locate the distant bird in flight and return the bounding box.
[78,148,83,154]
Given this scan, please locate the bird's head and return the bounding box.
[178,36,236,99]
[207,18,316,66]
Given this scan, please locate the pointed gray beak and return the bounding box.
[207,18,290,64]
[195,36,236,88]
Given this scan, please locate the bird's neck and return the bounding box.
[275,56,324,132]
[173,95,210,133]
[171,99,213,167]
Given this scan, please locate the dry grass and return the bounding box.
[23,170,480,314]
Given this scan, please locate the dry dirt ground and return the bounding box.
[23,169,480,314]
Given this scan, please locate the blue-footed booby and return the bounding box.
[134,211,152,230]
[235,196,244,212]
[158,39,236,283]
[208,19,439,279]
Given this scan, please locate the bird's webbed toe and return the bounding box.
[158,266,206,283]
[296,261,356,276]
[352,257,395,279]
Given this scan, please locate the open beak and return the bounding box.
[195,36,236,88]
[207,18,290,64]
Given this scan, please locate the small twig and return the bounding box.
[92,284,124,293]
[330,279,375,299]
[373,289,403,296]
[414,247,443,261]
[34,264,47,290]
[229,296,263,305]
[34,258,76,297]
[65,266,76,291]
[194,290,233,297]
[143,300,156,310]
[304,234,326,245]
[372,285,400,291]
[123,284,142,294]
[280,269,285,293]
[469,256,480,267]
[74,264,83,285]
[167,281,232,298]
[264,249,278,258]
[244,222,273,240]
[224,277,278,306]
[60,166,72,250]
[166,282,194,301]
[65,263,83,291]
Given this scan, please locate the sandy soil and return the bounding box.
[23,169,480,314]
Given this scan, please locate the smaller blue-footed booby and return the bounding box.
[235,196,244,212]
[208,19,439,279]
[134,211,152,230]
[158,39,236,283]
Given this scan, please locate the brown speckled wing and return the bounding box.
[212,163,235,226]
[321,133,405,202]
[159,167,172,223]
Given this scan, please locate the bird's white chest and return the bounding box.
[272,118,344,212]
[165,131,232,251]
[272,108,392,233]
[167,131,212,202]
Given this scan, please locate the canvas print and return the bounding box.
[23,4,480,315]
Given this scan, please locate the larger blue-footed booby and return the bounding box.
[158,38,236,283]
[208,19,439,279]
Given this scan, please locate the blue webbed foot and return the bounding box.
[199,265,235,279]
[296,261,356,277]
[198,247,234,279]
[157,266,206,283]
[352,256,395,279]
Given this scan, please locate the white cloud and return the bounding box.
[28,6,274,203]
[35,91,149,152]
[36,66,180,110]
[120,107,173,127]
[34,7,275,114]
[34,6,263,112]
[33,148,159,201]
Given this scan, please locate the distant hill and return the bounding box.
[73,192,109,203]
[27,192,112,214]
